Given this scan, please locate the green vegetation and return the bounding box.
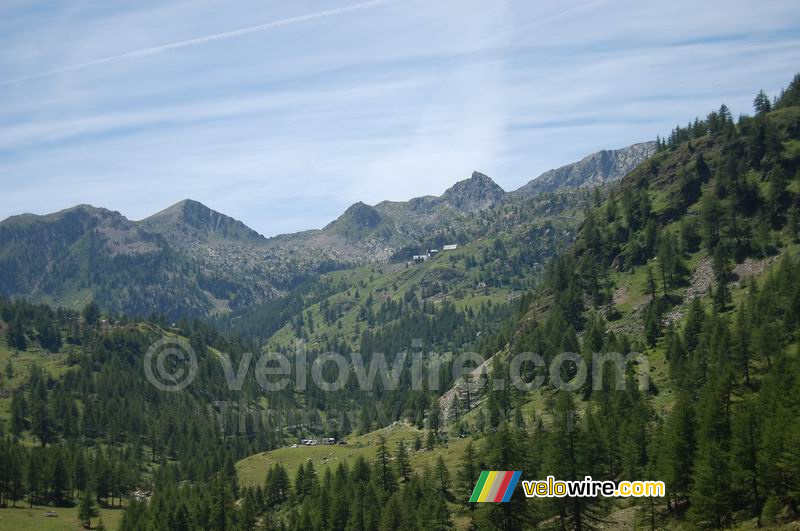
[0,73,799,530]
[0,504,121,530]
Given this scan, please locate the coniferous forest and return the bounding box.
[2,67,800,530]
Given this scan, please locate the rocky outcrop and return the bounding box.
[513,141,656,197]
[440,171,507,212]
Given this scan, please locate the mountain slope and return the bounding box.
[0,147,648,320]
[440,171,507,212]
[0,203,283,319]
[4,74,800,531]
[141,198,265,243]
[513,141,656,197]
[266,171,510,263]
[0,205,205,316]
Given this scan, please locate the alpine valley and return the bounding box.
[1,75,799,531]
[0,141,653,321]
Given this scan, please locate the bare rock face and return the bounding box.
[440,171,507,213]
[513,141,656,197]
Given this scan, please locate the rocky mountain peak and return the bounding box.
[441,171,506,212]
[141,199,264,242]
[512,141,656,197]
[325,202,384,235]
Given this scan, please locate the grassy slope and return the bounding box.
[0,340,73,425]
[237,422,473,489]
[237,222,800,528]
[261,193,588,352]
[265,241,515,352]
[0,504,123,531]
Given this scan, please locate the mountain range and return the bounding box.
[2,74,799,530]
[0,142,654,318]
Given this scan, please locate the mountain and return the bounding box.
[0,202,287,319]
[141,199,265,243]
[2,74,800,531]
[265,171,510,263]
[439,171,507,212]
[322,202,387,240]
[0,148,644,319]
[512,141,656,197]
[0,204,220,318]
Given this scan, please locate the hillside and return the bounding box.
[231,75,800,530]
[429,77,800,529]
[0,203,291,319]
[263,170,512,264]
[513,141,656,197]
[224,186,592,348]
[2,75,800,531]
[0,144,649,321]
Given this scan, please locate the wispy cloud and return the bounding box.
[0,0,395,87]
[1,0,799,235]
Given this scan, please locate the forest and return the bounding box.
[0,74,799,529]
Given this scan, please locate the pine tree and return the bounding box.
[730,399,763,524]
[689,440,732,528]
[74,450,89,499]
[34,316,61,352]
[644,303,661,347]
[49,449,68,504]
[458,440,479,503]
[683,298,705,354]
[753,89,771,114]
[10,390,25,438]
[479,426,534,530]
[787,206,800,242]
[711,246,731,312]
[82,302,100,326]
[733,303,753,385]
[294,463,306,501]
[303,460,319,498]
[78,488,99,529]
[395,440,410,482]
[380,493,405,530]
[26,449,40,507]
[374,435,395,496]
[434,455,450,496]
[209,473,235,531]
[689,368,734,527]
[6,319,26,351]
[431,493,453,531]
[426,429,436,450]
[660,393,694,511]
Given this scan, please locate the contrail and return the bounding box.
[1,0,393,87]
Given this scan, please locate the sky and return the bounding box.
[1,0,799,236]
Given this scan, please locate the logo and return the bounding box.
[144,337,198,392]
[469,471,522,502]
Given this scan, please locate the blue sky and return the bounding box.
[1,0,799,236]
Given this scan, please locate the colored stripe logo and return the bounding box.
[469,471,522,502]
